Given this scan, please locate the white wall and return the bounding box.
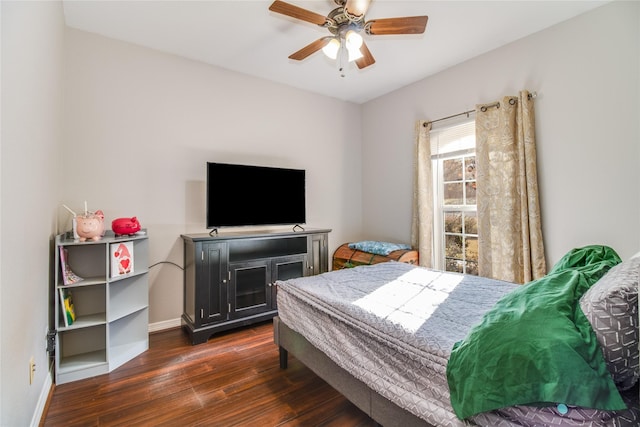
[1,1,64,425]
[361,0,640,267]
[62,28,363,326]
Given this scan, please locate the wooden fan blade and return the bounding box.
[288,38,331,61]
[344,0,371,19]
[355,41,375,69]
[269,0,328,26]
[367,16,428,35]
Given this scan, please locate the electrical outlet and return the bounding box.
[29,357,35,385]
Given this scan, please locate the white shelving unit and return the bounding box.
[53,230,149,384]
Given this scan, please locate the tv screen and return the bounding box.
[206,162,306,229]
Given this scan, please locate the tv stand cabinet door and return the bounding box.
[309,233,329,275]
[229,259,272,318]
[271,254,307,307]
[198,242,229,326]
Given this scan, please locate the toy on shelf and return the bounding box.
[112,217,141,236]
[62,202,105,242]
[76,209,105,242]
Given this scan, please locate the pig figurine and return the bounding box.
[76,210,105,242]
[112,217,141,236]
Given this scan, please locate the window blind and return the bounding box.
[430,120,475,155]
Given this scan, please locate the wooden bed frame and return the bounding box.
[273,316,434,427]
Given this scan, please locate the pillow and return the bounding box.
[579,256,640,390]
[348,241,411,256]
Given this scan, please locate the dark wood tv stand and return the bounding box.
[180,228,331,344]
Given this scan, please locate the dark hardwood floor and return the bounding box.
[41,321,377,427]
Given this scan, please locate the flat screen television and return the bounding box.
[206,162,306,229]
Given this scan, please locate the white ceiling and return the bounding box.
[62,0,610,104]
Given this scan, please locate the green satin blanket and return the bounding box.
[446,245,626,419]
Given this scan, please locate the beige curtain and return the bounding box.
[411,120,433,267]
[475,90,546,283]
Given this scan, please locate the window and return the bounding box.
[431,120,477,275]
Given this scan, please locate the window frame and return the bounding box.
[430,119,477,274]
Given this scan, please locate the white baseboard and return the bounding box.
[30,363,53,427]
[148,317,181,333]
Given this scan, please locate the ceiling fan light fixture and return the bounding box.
[322,38,341,59]
[269,1,428,72]
[345,29,363,50]
[343,0,370,21]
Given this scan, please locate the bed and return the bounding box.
[273,245,640,426]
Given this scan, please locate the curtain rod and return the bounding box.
[423,109,476,127]
[424,92,537,127]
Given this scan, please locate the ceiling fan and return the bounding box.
[269,0,428,74]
